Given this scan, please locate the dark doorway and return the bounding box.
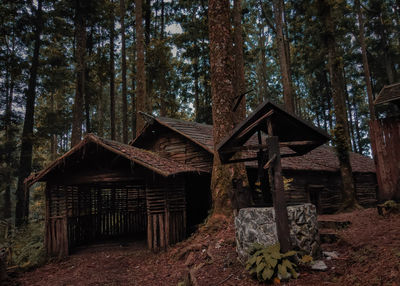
[308,185,323,214]
[185,174,212,234]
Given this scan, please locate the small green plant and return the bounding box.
[245,243,298,283]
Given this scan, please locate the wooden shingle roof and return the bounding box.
[374,83,400,106]
[133,116,375,174]
[25,134,203,187]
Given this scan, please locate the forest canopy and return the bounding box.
[1,0,399,223]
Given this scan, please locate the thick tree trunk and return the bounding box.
[209,0,247,217]
[273,0,294,113]
[120,0,128,143]
[233,0,246,121]
[15,0,43,226]
[136,0,147,134]
[71,0,86,147]
[318,0,357,211]
[110,0,116,140]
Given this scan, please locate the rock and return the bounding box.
[311,260,328,271]
[235,204,321,263]
[323,251,339,259]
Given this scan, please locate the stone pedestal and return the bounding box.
[235,203,320,263]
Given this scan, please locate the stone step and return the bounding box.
[319,229,339,244]
[318,220,350,230]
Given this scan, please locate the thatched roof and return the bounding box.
[25,134,203,187]
[132,116,375,174]
[374,83,400,106]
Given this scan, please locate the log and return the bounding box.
[267,136,291,253]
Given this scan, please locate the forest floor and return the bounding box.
[10,208,400,286]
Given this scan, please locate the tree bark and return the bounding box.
[71,0,86,147]
[110,0,116,140]
[273,0,295,113]
[233,0,246,121]
[136,0,147,134]
[120,0,128,143]
[15,0,43,225]
[318,0,357,211]
[209,0,247,217]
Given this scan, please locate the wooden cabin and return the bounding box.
[132,113,377,214]
[25,134,210,256]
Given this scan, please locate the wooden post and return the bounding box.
[266,136,291,253]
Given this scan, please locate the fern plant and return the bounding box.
[245,243,298,282]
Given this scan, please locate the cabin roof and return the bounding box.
[132,115,375,174]
[131,115,214,153]
[217,101,330,162]
[374,83,400,106]
[25,134,203,187]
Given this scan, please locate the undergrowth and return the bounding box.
[246,243,298,283]
[1,220,46,271]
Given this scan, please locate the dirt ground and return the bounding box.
[11,208,400,286]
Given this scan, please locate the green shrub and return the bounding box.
[245,243,298,283]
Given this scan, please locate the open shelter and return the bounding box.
[25,134,205,256]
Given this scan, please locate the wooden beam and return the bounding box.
[279,140,320,147]
[225,156,259,164]
[267,136,291,253]
[263,154,276,169]
[237,110,274,139]
[219,144,269,153]
[220,141,320,154]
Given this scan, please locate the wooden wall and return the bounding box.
[247,169,377,214]
[46,183,148,256]
[370,118,400,201]
[138,128,213,172]
[146,177,186,252]
[46,177,188,256]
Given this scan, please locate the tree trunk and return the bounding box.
[209,0,247,217]
[84,28,94,134]
[273,0,295,113]
[15,0,43,226]
[71,0,86,147]
[378,11,396,84]
[159,0,168,117]
[136,0,147,134]
[233,0,246,121]
[144,0,152,112]
[3,69,13,220]
[258,24,269,103]
[110,0,116,140]
[355,0,375,121]
[194,56,200,122]
[318,0,357,211]
[120,0,128,143]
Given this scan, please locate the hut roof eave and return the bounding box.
[374,82,400,106]
[25,134,205,187]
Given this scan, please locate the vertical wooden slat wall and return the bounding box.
[46,177,187,255]
[146,177,186,252]
[47,182,147,256]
